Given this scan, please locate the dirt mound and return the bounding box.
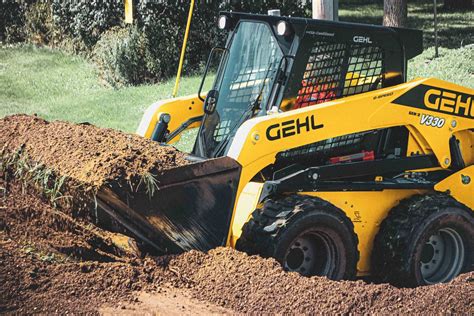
[0,114,188,188]
[0,179,174,313]
[1,178,473,314]
[0,114,191,241]
[170,248,474,314]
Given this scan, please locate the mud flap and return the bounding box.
[96,157,241,254]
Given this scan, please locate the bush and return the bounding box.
[136,3,186,79]
[91,3,226,86]
[93,26,149,88]
[0,1,29,43]
[51,0,123,50]
[25,1,54,45]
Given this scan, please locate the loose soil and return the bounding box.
[100,290,232,315]
[1,114,473,314]
[1,175,473,314]
[0,114,188,188]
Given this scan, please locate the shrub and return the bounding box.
[0,1,29,43]
[93,26,149,88]
[25,1,54,45]
[51,0,123,50]
[136,2,185,79]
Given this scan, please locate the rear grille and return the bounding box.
[294,41,384,109]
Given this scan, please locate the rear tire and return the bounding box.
[372,194,474,287]
[236,195,359,280]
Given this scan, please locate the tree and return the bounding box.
[312,0,339,21]
[444,0,472,9]
[383,0,407,27]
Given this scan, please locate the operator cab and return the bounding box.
[192,12,423,159]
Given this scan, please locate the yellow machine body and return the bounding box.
[138,77,473,275]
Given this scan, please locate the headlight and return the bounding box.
[277,20,291,36]
[218,15,229,30]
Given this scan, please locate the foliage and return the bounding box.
[0,1,30,43]
[1,0,310,84]
[1,1,472,88]
[93,26,149,87]
[25,1,54,45]
[50,0,123,49]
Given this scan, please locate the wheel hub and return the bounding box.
[420,227,465,284]
[284,232,336,277]
[285,237,316,274]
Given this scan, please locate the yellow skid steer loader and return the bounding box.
[97,12,473,287]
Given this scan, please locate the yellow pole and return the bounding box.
[172,0,195,98]
[124,0,133,24]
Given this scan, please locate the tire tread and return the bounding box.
[372,193,473,286]
[236,194,359,279]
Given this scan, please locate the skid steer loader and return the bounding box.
[97,12,473,287]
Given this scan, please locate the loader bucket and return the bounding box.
[96,157,241,254]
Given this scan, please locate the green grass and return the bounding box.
[408,46,474,88]
[0,45,209,133]
[340,2,473,48]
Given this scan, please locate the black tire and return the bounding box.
[372,193,474,287]
[236,195,359,280]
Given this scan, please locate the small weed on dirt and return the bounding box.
[139,172,159,199]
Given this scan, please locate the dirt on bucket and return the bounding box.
[0,114,188,188]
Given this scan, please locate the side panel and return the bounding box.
[230,182,264,246]
[435,165,474,210]
[136,94,204,144]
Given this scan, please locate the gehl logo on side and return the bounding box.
[266,115,323,141]
[393,84,474,119]
[424,89,474,118]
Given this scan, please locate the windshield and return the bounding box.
[197,21,283,157]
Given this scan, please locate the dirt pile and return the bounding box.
[0,114,190,234]
[1,178,473,314]
[0,114,188,188]
[170,248,474,314]
[0,179,175,313]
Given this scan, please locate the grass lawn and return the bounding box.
[340,2,474,48]
[1,2,472,140]
[408,46,473,88]
[0,45,209,133]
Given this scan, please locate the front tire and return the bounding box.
[236,195,359,280]
[372,194,473,287]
